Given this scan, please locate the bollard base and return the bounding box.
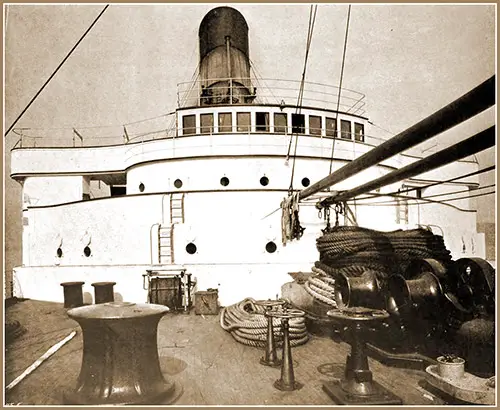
[64,380,182,405]
[274,379,303,391]
[260,357,282,368]
[323,380,402,405]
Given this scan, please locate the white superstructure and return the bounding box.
[10,7,485,306]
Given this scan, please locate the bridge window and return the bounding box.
[354,122,365,142]
[256,112,270,132]
[237,112,251,132]
[200,113,213,134]
[274,113,287,133]
[326,117,337,137]
[292,113,305,134]
[183,115,196,136]
[309,115,322,136]
[341,120,352,140]
[218,113,232,133]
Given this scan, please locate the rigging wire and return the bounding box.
[249,59,280,105]
[5,5,110,137]
[328,4,352,174]
[419,183,495,200]
[352,165,496,202]
[367,120,394,137]
[286,5,318,193]
[353,183,495,206]
[350,189,495,212]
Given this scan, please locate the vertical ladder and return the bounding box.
[170,193,185,224]
[158,224,175,264]
[396,198,409,225]
[157,193,185,265]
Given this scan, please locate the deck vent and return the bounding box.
[265,241,277,253]
[186,243,197,254]
[260,176,269,186]
[139,183,145,192]
[174,179,183,189]
[220,177,230,186]
[301,178,310,187]
[84,246,92,257]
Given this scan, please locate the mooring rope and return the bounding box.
[219,298,309,348]
[302,226,453,307]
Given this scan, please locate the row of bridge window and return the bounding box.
[182,112,365,141]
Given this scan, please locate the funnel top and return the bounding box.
[199,6,249,58]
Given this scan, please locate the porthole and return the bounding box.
[186,243,197,254]
[174,179,183,189]
[84,246,92,257]
[265,241,277,254]
[220,177,230,187]
[301,177,310,187]
[260,176,269,186]
[56,247,63,258]
[139,183,145,192]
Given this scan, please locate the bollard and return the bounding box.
[64,301,182,405]
[323,307,402,405]
[91,281,116,304]
[60,281,85,308]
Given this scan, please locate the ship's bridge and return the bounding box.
[176,77,367,142]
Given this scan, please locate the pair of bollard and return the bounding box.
[257,300,305,391]
[60,281,116,308]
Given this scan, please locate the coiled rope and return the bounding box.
[303,226,453,306]
[220,298,309,348]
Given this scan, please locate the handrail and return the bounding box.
[177,76,366,114]
[149,223,161,265]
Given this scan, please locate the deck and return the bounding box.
[5,299,458,406]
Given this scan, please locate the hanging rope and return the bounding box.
[281,191,305,245]
[328,5,352,174]
[5,5,110,137]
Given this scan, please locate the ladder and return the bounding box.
[156,193,185,265]
[158,225,175,264]
[397,198,409,225]
[170,193,185,224]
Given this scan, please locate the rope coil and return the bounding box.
[303,226,453,308]
[220,298,309,348]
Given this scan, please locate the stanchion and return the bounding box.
[255,299,286,367]
[267,307,305,391]
[323,307,402,405]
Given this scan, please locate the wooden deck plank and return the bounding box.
[5,300,454,405]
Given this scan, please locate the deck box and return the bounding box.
[194,289,219,315]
